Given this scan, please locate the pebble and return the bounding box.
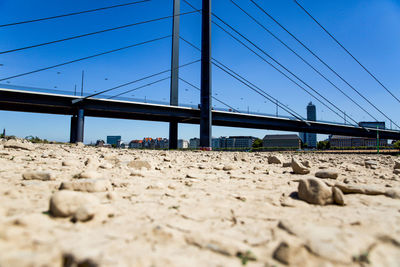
[273,241,307,265]
[62,160,80,167]
[301,160,310,168]
[22,171,55,181]
[365,160,378,169]
[78,170,101,179]
[332,187,345,205]
[127,160,151,170]
[335,183,386,195]
[315,170,339,179]
[99,162,113,169]
[282,162,292,168]
[278,220,375,264]
[298,178,333,205]
[267,155,282,164]
[291,158,310,175]
[394,161,400,170]
[385,189,400,199]
[49,190,98,219]
[59,179,112,192]
[222,165,234,171]
[3,140,33,151]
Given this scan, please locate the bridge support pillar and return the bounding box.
[169,0,180,149]
[200,0,212,150]
[69,109,84,143]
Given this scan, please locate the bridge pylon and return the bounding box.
[70,108,84,143]
[200,0,212,150]
[169,0,180,149]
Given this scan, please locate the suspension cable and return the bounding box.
[179,36,306,121]
[250,0,399,129]
[0,0,150,28]
[293,0,400,105]
[0,10,197,55]
[0,35,171,82]
[179,77,238,112]
[231,0,378,123]
[181,0,350,123]
[108,76,170,99]
[73,59,200,103]
[212,12,353,124]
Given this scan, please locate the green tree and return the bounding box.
[394,140,400,149]
[317,140,331,150]
[252,138,263,148]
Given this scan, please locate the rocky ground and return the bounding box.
[0,138,400,267]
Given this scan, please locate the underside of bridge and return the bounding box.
[1,88,399,141]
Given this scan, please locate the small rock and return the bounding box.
[267,155,282,164]
[22,172,55,181]
[282,162,291,168]
[394,161,400,170]
[99,162,113,169]
[78,170,101,179]
[278,220,375,264]
[394,169,400,175]
[49,190,98,218]
[76,142,85,147]
[72,206,95,222]
[62,160,79,167]
[85,157,99,169]
[273,241,308,265]
[223,165,234,171]
[298,178,333,205]
[127,160,151,170]
[4,140,33,151]
[301,160,310,168]
[365,160,378,169]
[130,171,144,177]
[385,189,400,199]
[291,158,310,175]
[60,179,112,192]
[335,183,386,195]
[332,187,345,206]
[315,170,339,179]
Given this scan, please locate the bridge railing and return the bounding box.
[0,83,368,129]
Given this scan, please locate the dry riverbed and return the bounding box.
[0,138,400,266]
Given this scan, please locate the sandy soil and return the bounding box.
[0,138,399,267]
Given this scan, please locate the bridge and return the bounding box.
[1,0,399,147]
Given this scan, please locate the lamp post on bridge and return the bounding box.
[200,0,212,150]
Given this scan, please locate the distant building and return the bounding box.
[178,139,189,149]
[120,142,128,149]
[142,137,155,149]
[107,136,121,146]
[154,138,169,149]
[189,138,200,149]
[299,102,317,148]
[95,140,105,147]
[212,138,220,149]
[329,135,388,148]
[226,136,256,149]
[263,134,301,149]
[129,140,143,149]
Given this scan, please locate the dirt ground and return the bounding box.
[0,139,399,266]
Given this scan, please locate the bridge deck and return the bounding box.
[1,88,399,140]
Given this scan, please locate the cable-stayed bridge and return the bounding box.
[0,0,399,148]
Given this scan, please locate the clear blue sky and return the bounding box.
[1,0,400,143]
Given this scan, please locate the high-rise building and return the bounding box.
[107,136,121,146]
[189,138,200,149]
[299,102,317,148]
